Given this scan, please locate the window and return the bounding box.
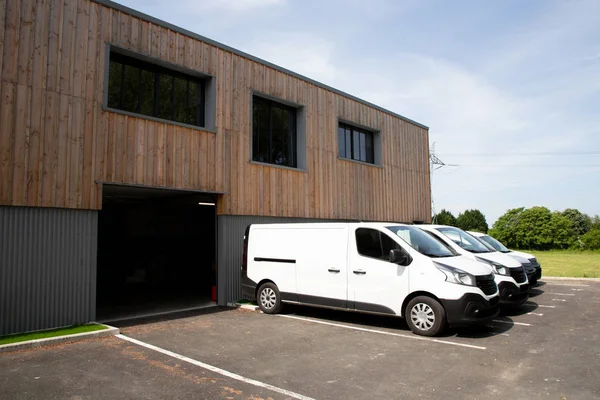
[338,122,375,164]
[355,228,401,261]
[252,96,297,168]
[107,51,205,127]
[436,227,492,254]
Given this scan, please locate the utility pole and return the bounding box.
[429,142,446,223]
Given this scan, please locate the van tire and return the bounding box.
[257,282,283,314]
[405,296,446,337]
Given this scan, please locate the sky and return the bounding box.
[115,0,600,225]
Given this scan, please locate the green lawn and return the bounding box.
[0,324,108,345]
[524,250,600,278]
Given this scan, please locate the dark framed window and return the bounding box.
[338,122,375,164]
[252,96,297,168]
[355,228,400,262]
[107,51,205,127]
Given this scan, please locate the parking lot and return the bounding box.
[1,279,599,400]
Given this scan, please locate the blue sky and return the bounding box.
[116,0,600,225]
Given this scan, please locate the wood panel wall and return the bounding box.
[0,0,431,223]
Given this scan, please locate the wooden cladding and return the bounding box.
[0,0,431,223]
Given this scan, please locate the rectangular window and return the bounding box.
[355,228,400,262]
[252,96,297,168]
[107,51,205,127]
[338,122,375,164]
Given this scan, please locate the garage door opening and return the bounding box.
[96,184,218,322]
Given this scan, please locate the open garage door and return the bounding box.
[96,184,218,322]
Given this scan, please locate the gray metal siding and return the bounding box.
[217,215,342,305]
[0,207,98,336]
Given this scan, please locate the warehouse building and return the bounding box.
[0,0,431,335]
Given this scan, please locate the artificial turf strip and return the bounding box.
[0,324,108,345]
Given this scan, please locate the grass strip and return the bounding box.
[0,324,108,345]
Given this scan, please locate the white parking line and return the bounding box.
[526,312,544,316]
[571,288,584,291]
[552,299,567,302]
[484,326,510,336]
[545,283,589,287]
[491,319,532,327]
[523,303,555,309]
[552,293,575,296]
[116,334,316,400]
[278,314,487,350]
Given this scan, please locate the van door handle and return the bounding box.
[328,268,340,273]
[353,270,366,275]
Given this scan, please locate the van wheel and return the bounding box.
[257,282,283,314]
[405,296,446,337]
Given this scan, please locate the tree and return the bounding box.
[456,209,488,233]
[489,206,575,250]
[433,209,457,226]
[489,207,524,248]
[581,229,600,250]
[561,208,590,237]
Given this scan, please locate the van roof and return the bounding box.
[249,221,413,229]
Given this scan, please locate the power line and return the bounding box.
[440,163,600,167]
[438,151,600,156]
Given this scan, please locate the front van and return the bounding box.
[241,222,500,337]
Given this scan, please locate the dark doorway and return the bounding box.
[96,185,217,322]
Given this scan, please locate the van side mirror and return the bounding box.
[389,248,412,265]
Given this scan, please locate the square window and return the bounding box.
[338,122,376,164]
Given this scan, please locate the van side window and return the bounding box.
[355,228,401,262]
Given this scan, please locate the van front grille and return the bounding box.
[510,267,527,283]
[476,274,498,296]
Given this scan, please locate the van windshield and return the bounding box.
[386,225,457,258]
[437,227,493,254]
[478,235,510,253]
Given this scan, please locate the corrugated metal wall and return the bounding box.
[217,215,342,305]
[0,207,98,336]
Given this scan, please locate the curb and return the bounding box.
[0,324,120,353]
[542,277,600,282]
[235,303,260,311]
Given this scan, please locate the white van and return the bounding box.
[241,222,500,337]
[467,231,542,285]
[417,225,530,306]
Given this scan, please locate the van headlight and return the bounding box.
[434,262,476,287]
[475,257,510,276]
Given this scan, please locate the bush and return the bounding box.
[581,229,600,250]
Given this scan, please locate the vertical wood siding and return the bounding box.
[0,0,431,223]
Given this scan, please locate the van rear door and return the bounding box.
[294,226,349,308]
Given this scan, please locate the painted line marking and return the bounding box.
[526,312,544,316]
[278,314,487,350]
[545,283,589,287]
[484,326,510,336]
[116,334,315,400]
[571,288,584,291]
[552,293,575,296]
[492,319,532,327]
[552,299,567,302]
[523,303,555,309]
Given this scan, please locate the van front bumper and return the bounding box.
[498,281,529,306]
[441,294,500,327]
